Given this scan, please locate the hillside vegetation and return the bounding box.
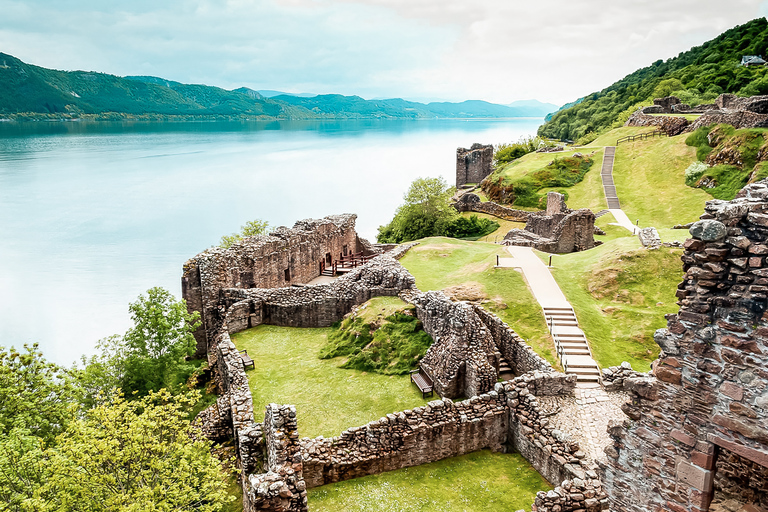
[539,18,768,141]
[0,52,551,120]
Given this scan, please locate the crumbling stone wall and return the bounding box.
[182,214,367,357]
[456,143,494,188]
[602,181,768,512]
[243,404,308,512]
[504,192,596,253]
[625,109,691,135]
[453,193,531,222]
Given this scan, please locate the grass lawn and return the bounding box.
[541,238,684,371]
[231,325,429,438]
[308,450,552,512]
[400,237,558,367]
[539,147,607,212]
[610,134,710,228]
[460,211,525,243]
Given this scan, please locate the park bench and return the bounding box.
[410,368,434,399]
[239,349,254,370]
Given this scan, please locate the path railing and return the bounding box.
[616,129,666,145]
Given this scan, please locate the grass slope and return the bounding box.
[309,450,551,512]
[399,238,558,366]
[610,133,710,227]
[231,325,428,438]
[543,238,684,371]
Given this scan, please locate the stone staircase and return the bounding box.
[594,209,610,218]
[494,350,515,381]
[600,146,621,209]
[543,306,601,383]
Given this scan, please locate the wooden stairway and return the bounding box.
[543,306,601,383]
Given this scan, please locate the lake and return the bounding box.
[0,118,542,364]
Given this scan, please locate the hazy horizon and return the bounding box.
[2,1,768,106]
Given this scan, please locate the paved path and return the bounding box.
[609,208,639,234]
[500,246,601,382]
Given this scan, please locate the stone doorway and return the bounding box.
[709,446,768,512]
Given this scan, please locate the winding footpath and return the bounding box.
[600,146,639,234]
[499,247,601,383]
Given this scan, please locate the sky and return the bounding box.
[1,0,768,105]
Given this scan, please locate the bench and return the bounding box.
[239,349,254,370]
[410,368,434,399]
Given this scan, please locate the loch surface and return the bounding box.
[0,118,542,363]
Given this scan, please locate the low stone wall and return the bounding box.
[301,392,508,488]
[471,304,553,376]
[219,254,417,334]
[453,193,531,222]
[624,110,690,136]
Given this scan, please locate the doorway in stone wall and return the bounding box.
[709,446,768,512]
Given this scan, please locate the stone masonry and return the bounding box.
[453,192,531,222]
[456,143,494,188]
[601,181,768,512]
[182,214,370,357]
[503,192,597,253]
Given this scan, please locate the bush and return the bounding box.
[684,161,709,185]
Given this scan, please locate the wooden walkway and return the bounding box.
[601,146,620,209]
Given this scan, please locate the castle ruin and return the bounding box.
[456,143,494,188]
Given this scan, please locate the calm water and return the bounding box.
[0,118,542,364]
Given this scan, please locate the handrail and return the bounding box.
[616,129,666,145]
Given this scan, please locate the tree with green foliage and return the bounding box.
[377,177,498,243]
[0,345,76,511]
[14,391,232,512]
[219,219,270,248]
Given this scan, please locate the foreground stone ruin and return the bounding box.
[602,181,768,512]
[191,179,768,510]
[503,192,597,253]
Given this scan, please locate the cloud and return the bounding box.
[0,0,765,104]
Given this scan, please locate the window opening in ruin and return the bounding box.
[343,244,348,256]
[710,446,768,512]
[284,268,290,282]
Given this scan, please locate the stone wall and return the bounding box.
[624,109,690,136]
[601,181,768,512]
[453,193,531,222]
[456,143,494,188]
[243,404,308,512]
[504,192,596,253]
[182,214,366,357]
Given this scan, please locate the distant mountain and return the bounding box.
[506,99,560,117]
[257,90,317,98]
[0,53,552,120]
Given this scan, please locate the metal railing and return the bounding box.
[616,129,666,145]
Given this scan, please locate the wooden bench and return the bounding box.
[410,368,434,399]
[239,349,254,370]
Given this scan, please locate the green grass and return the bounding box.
[400,237,558,367]
[610,133,710,228]
[308,450,552,512]
[541,238,684,371]
[231,325,429,438]
[460,211,525,243]
[584,126,649,148]
[321,297,433,375]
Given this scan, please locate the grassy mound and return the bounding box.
[482,154,594,208]
[320,297,433,375]
[309,450,551,512]
[545,239,684,371]
[685,125,768,199]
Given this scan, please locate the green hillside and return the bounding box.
[0,53,549,120]
[539,18,768,141]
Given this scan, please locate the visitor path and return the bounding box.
[600,146,639,234]
[499,246,625,462]
[499,246,601,383]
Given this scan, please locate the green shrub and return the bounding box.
[684,161,709,186]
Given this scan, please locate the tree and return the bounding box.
[219,219,269,248]
[377,177,458,243]
[119,287,201,396]
[35,391,233,512]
